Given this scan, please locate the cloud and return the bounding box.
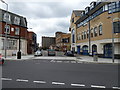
[1,0,94,46]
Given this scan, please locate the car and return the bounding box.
[48,49,56,56]
[0,53,4,65]
[64,51,74,56]
[34,50,42,56]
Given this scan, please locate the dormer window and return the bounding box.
[90,2,96,10]
[81,11,85,16]
[3,13,11,22]
[14,16,20,25]
[96,0,101,5]
[85,7,90,14]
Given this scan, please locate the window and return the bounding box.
[84,31,86,39]
[82,32,84,40]
[72,29,75,43]
[14,16,20,25]
[91,28,93,37]
[103,4,108,11]
[4,25,10,34]
[113,21,120,33]
[7,39,17,50]
[15,27,20,35]
[3,13,11,22]
[94,27,97,37]
[2,39,17,50]
[87,30,89,38]
[85,7,90,14]
[99,25,102,35]
[90,2,96,10]
[79,34,81,40]
[108,1,120,13]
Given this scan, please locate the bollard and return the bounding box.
[93,52,98,62]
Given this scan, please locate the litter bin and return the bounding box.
[93,52,98,62]
[17,51,21,59]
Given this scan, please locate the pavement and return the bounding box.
[4,54,120,64]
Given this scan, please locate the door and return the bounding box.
[104,44,112,58]
[77,46,80,54]
[92,45,97,56]
[82,45,88,55]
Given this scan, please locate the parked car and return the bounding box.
[34,50,42,56]
[0,53,4,65]
[64,51,74,56]
[48,49,56,56]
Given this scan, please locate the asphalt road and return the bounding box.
[1,59,119,89]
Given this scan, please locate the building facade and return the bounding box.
[27,31,37,54]
[42,36,56,50]
[55,32,71,51]
[0,8,28,56]
[71,1,120,58]
[69,10,84,53]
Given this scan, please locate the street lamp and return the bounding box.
[0,0,8,58]
[17,28,21,59]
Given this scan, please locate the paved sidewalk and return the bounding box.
[5,55,34,60]
[4,55,120,64]
[75,55,119,64]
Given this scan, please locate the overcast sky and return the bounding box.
[0,0,94,46]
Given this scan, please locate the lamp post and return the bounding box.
[111,1,114,63]
[86,13,91,56]
[17,28,21,59]
[0,0,8,58]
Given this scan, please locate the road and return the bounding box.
[1,59,119,89]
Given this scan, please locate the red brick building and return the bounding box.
[27,31,37,54]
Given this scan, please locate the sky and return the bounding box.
[0,0,94,46]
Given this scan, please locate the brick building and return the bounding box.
[70,1,120,58]
[0,8,28,56]
[55,32,71,51]
[27,31,37,54]
[42,36,56,50]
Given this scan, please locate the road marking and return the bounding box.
[71,61,76,63]
[1,78,12,81]
[71,83,85,87]
[91,85,106,88]
[50,59,55,62]
[113,87,120,89]
[56,61,62,63]
[52,82,65,85]
[64,61,70,63]
[33,80,46,84]
[16,79,28,82]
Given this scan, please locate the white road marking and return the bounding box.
[52,82,65,85]
[113,87,120,89]
[56,61,62,63]
[91,85,106,88]
[71,61,76,63]
[1,78,12,81]
[16,79,28,82]
[71,83,85,87]
[33,80,46,84]
[50,59,55,62]
[64,61,70,63]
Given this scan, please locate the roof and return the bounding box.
[73,10,84,17]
